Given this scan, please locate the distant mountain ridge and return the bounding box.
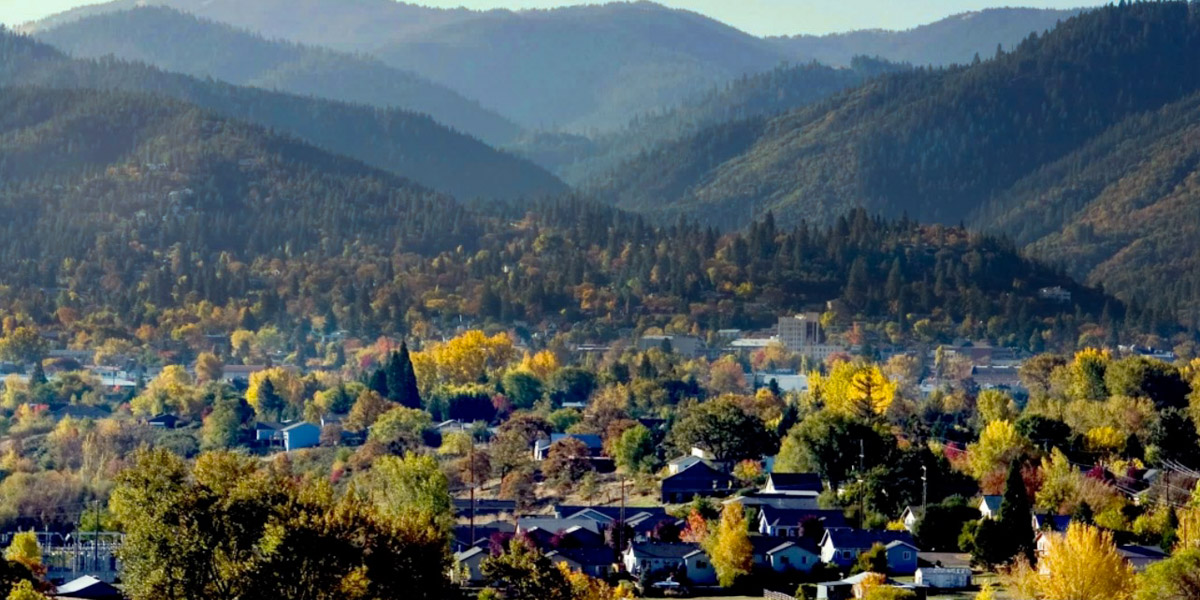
[31,6,523,146]
[0,27,566,201]
[28,0,789,132]
[768,7,1082,66]
[596,2,1200,317]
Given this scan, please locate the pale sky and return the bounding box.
[0,0,1095,36]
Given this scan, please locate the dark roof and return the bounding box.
[661,461,737,490]
[758,506,849,529]
[823,529,914,550]
[517,518,601,535]
[554,505,668,521]
[733,493,821,510]
[454,499,518,514]
[767,472,824,493]
[52,576,123,599]
[1033,514,1072,532]
[255,421,283,430]
[537,433,604,451]
[1118,545,1168,560]
[547,546,617,567]
[453,522,515,544]
[627,542,704,560]
[749,535,819,556]
[980,495,1002,513]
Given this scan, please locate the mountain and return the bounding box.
[31,6,522,146]
[29,0,789,132]
[512,56,907,183]
[768,7,1081,67]
[598,2,1200,319]
[0,86,478,281]
[0,28,565,200]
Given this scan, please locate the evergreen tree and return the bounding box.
[368,368,389,398]
[394,342,422,410]
[997,460,1035,562]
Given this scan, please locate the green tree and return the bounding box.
[387,343,423,409]
[367,453,452,531]
[1134,548,1200,600]
[502,371,544,410]
[669,398,774,463]
[254,377,285,422]
[481,538,572,600]
[5,581,45,600]
[613,424,656,473]
[851,543,889,575]
[201,396,253,450]
[0,327,48,366]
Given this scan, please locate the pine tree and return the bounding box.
[997,460,1035,562]
[395,342,422,410]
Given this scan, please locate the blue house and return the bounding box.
[281,422,320,451]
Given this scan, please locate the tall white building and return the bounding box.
[777,313,842,360]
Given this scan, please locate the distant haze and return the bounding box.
[2,0,1102,36]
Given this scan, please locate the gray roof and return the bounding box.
[517,517,601,534]
[758,506,849,529]
[52,575,123,599]
[454,546,486,561]
[980,495,1002,513]
[822,528,914,551]
[627,542,705,560]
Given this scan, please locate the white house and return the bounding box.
[978,495,1002,519]
[622,543,716,585]
[900,507,920,533]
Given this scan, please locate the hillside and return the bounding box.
[0,87,479,288]
[29,0,789,132]
[513,56,906,183]
[597,2,1200,318]
[0,28,564,201]
[32,6,522,146]
[768,7,1080,66]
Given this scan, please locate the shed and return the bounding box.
[915,567,972,589]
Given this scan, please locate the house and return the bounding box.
[727,492,820,511]
[454,499,518,518]
[884,540,920,575]
[256,421,283,443]
[547,546,617,577]
[915,567,972,589]
[146,414,178,429]
[757,506,848,538]
[622,542,716,585]
[660,461,738,503]
[815,572,925,600]
[516,518,602,537]
[452,547,488,585]
[763,472,824,495]
[452,522,514,553]
[750,535,821,573]
[533,434,604,461]
[1118,545,1168,572]
[978,495,1002,519]
[523,524,605,549]
[1031,514,1071,533]
[667,454,709,475]
[754,372,809,393]
[51,575,123,599]
[900,507,920,533]
[819,529,916,571]
[552,505,678,542]
[51,405,110,421]
[220,364,271,383]
[281,421,320,451]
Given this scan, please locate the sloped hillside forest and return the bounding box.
[0,1,1195,600]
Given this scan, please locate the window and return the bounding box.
[696,560,708,569]
[842,551,852,560]
[781,556,790,565]
[903,551,912,560]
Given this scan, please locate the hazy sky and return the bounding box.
[1,0,1094,36]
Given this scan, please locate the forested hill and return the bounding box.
[0,86,480,303]
[30,0,789,132]
[32,6,524,147]
[0,28,566,201]
[598,2,1200,318]
[768,8,1080,67]
[512,57,907,183]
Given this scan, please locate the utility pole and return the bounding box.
[618,476,627,555]
[92,500,100,572]
[921,465,928,517]
[468,438,476,546]
[858,439,866,529]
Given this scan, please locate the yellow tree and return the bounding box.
[6,580,47,600]
[1036,523,1134,600]
[812,362,896,420]
[194,352,224,383]
[706,502,752,587]
[4,531,41,576]
[966,420,1029,481]
[557,563,634,600]
[131,365,196,417]
[519,351,560,381]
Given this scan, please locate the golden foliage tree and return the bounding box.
[705,502,752,587]
[967,420,1029,481]
[1021,523,1135,600]
[811,361,896,420]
